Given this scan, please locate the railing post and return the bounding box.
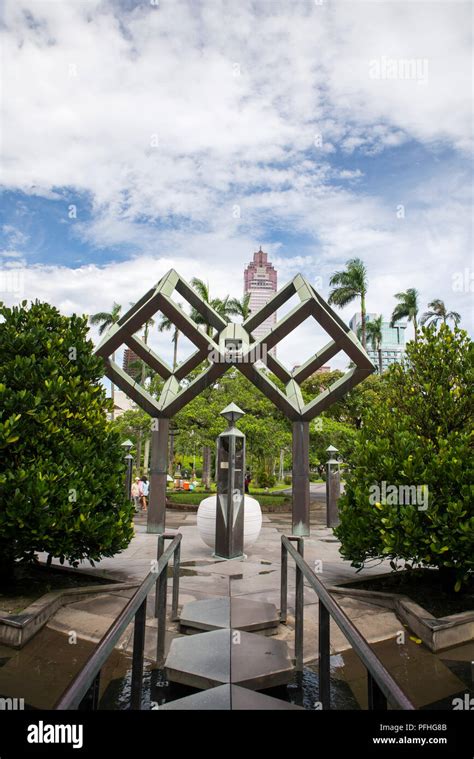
[79,671,101,711]
[155,534,168,666]
[368,672,388,710]
[171,541,181,622]
[294,537,304,672]
[319,602,330,710]
[280,538,288,624]
[131,599,147,710]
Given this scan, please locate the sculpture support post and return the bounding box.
[147,418,169,534]
[292,421,310,537]
[326,446,341,528]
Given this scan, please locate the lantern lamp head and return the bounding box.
[220,402,245,426]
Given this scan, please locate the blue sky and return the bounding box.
[1,0,472,370]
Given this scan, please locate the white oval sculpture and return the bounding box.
[197,495,262,551]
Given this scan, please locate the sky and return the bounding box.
[1,0,472,374]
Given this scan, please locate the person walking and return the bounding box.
[140,475,149,511]
[131,477,140,513]
[244,469,252,494]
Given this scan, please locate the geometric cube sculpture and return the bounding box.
[94,269,374,419]
[93,268,375,536]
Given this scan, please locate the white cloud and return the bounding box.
[1,0,471,218]
[0,0,472,374]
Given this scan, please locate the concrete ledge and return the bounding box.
[0,565,139,649]
[329,577,474,652]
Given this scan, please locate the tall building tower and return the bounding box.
[244,247,277,353]
[349,313,406,372]
[123,347,141,379]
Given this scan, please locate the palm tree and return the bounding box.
[390,288,419,342]
[156,312,182,477]
[228,292,251,321]
[359,315,383,374]
[420,299,461,328]
[131,315,155,474]
[89,302,122,419]
[158,315,180,371]
[328,258,368,349]
[190,277,233,336]
[128,308,155,381]
[190,277,233,488]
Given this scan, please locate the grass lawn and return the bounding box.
[166,491,291,510]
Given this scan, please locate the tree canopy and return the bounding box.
[0,301,134,579]
[335,325,473,589]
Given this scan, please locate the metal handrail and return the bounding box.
[281,535,415,711]
[55,532,182,710]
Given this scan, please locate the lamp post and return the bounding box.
[326,445,341,528]
[121,439,134,502]
[215,403,246,560]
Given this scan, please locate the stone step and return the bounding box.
[165,628,294,690]
[159,684,303,710]
[179,596,280,633]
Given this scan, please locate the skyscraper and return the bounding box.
[244,247,277,352]
[123,347,141,379]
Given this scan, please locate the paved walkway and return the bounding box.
[42,508,410,686]
[1,505,472,709]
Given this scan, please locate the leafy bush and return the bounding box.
[335,326,473,590]
[311,416,357,468]
[284,475,292,485]
[0,301,134,580]
[255,469,276,488]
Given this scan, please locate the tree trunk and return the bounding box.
[360,294,367,350]
[143,437,150,474]
[173,331,179,370]
[378,347,383,375]
[203,445,211,489]
[413,315,418,343]
[110,351,116,420]
[136,430,142,475]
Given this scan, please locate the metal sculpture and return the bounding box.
[94,269,374,535]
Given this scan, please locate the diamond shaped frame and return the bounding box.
[94,269,231,417]
[238,273,375,420]
[94,269,375,421]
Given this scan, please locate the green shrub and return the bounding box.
[284,474,292,485]
[255,469,276,488]
[335,326,474,589]
[0,301,134,579]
